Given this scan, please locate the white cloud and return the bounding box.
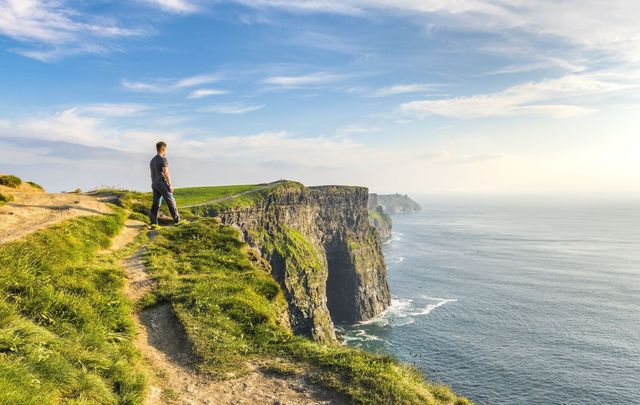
[79,103,150,117]
[484,57,587,75]
[143,0,200,14]
[262,72,343,87]
[373,83,437,97]
[122,74,219,93]
[1,108,179,152]
[175,74,218,88]
[287,31,362,54]
[198,103,264,114]
[121,80,164,92]
[0,0,144,60]
[401,74,626,118]
[187,88,228,99]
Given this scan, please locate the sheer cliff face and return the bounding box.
[214,183,391,343]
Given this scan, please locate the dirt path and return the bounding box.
[0,187,111,244]
[178,183,278,209]
[117,224,348,405]
[108,220,147,252]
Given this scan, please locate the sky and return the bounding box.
[1,0,639,195]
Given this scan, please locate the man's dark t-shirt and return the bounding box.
[150,155,169,185]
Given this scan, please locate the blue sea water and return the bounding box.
[340,197,640,404]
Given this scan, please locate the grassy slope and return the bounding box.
[173,184,264,206]
[144,220,471,405]
[183,181,295,216]
[0,209,144,404]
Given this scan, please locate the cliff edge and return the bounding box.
[189,182,391,342]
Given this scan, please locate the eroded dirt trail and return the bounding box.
[0,187,112,244]
[118,224,347,405]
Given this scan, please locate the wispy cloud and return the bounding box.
[373,83,437,97]
[225,1,640,65]
[288,31,362,54]
[187,88,228,99]
[484,57,586,76]
[175,74,218,88]
[79,103,149,117]
[122,74,219,93]
[0,0,145,61]
[143,0,200,14]
[262,72,343,87]
[121,80,163,92]
[198,103,264,114]
[400,74,626,118]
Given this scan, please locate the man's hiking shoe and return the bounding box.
[174,220,188,226]
[149,224,160,230]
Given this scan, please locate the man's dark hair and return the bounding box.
[156,141,167,152]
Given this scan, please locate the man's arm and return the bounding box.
[162,165,174,193]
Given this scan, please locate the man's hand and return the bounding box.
[169,185,174,193]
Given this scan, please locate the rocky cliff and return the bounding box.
[372,193,422,214]
[198,182,391,342]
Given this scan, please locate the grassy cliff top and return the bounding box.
[174,183,266,207]
[93,181,299,217]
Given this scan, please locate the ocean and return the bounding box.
[340,196,640,404]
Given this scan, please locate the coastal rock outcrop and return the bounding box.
[207,182,391,342]
[371,193,421,214]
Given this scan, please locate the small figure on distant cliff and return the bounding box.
[149,141,183,229]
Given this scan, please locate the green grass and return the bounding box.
[184,181,298,216]
[144,219,289,376]
[0,175,22,188]
[145,220,471,404]
[256,225,324,274]
[0,192,13,206]
[0,209,145,404]
[174,184,265,207]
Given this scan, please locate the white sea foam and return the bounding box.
[384,232,403,245]
[342,328,388,345]
[389,256,405,264]
[408,298,458,316]
[359,296,457,326]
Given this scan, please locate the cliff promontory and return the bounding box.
[189,182,391,342]
[371,192,422,214]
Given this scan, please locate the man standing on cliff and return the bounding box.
[149,141,183,229]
